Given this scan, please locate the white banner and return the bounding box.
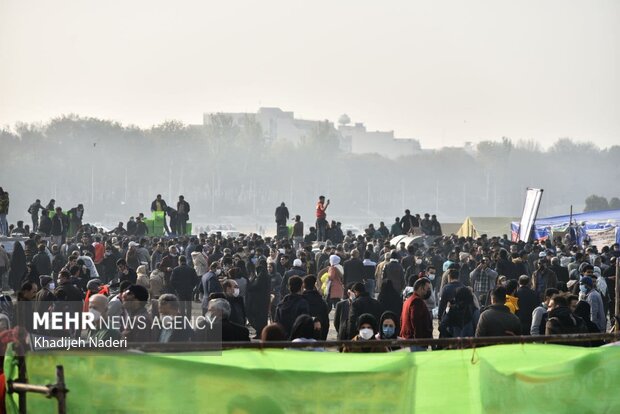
[587,227,617,251]
[518,188,544,242]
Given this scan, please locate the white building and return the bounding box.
[202,107,420,158]
[337,120,421,159]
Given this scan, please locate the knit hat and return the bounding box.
[293,259,303,267]
[39,275,52,287]
[329,255,341,266]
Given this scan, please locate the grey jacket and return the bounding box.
[586,289,606,332]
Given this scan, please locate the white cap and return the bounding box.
[293,259,303,267]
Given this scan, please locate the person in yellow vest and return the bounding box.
[505,279,519,314]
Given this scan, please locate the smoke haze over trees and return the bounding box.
[1,114,619,228]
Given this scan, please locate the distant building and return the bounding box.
[337,118,421,159]
[202,107,421,158]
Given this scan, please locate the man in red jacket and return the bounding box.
[401,277,433,347]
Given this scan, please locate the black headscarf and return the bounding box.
[289,314,315,341]
[378,279,403,317]
[9,242,27,291]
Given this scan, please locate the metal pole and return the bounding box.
[90,165,94,207]
[615,258,619,332]
[17,356,27,414]
[367,178,370,216]
[56,365,67,414]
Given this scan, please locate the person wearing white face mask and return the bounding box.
[423,266,438,311]
[223,279,246,326]
[200,262,224,316]
[579,276,606,332]
[343,313,386,353]
[83,293,121,342]
[34,275,57,323]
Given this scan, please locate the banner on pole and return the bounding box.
[518,188,544,242]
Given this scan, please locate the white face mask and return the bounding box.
[89,309,102,322]
[216,269,222,276]
[48,282,56,290]
[359,328,374,340]
[416,259,422,265]
[428,273,435,281]
[233,288,240,297]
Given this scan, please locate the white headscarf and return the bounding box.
[329,255,341,266]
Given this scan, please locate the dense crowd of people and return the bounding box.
[0,190,618,352]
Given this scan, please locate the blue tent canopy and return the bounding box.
[511,209,620,244]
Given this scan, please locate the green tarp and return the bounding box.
[19,344,620,413]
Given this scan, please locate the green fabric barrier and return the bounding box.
[20,344,620,413]
[152,211,165,225]
[186,222,192,235]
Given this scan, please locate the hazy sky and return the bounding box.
[1,0,618,149]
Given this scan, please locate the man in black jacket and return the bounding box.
[545,293,588,341]
[150,194,168,213]
[514,275,539,335]
[135,217,149,237]
[347,282,383,339]
[400,210,415,235]
[38,209,52,236]
[383,251,406,293]
[170,256,198,319]
[275,202,289,227]
[31,244,52,277]
[343,249,365,286]
[156,293,194,343]
[438,269,464,320]
[279,259,306,299]
[223,279,246,326]
[302,275,330,340]
[475,286,521,337]
[201,298,250,342]
[334,288,354,340]
[50,207,68,247]
[275,276,310,337]
[176,195,190,235]
[550,257,569,287]
[54,270,85,315]
[116,259,138,284]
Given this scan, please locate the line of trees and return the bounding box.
[1,114,619,226]
[584,195,620,212]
